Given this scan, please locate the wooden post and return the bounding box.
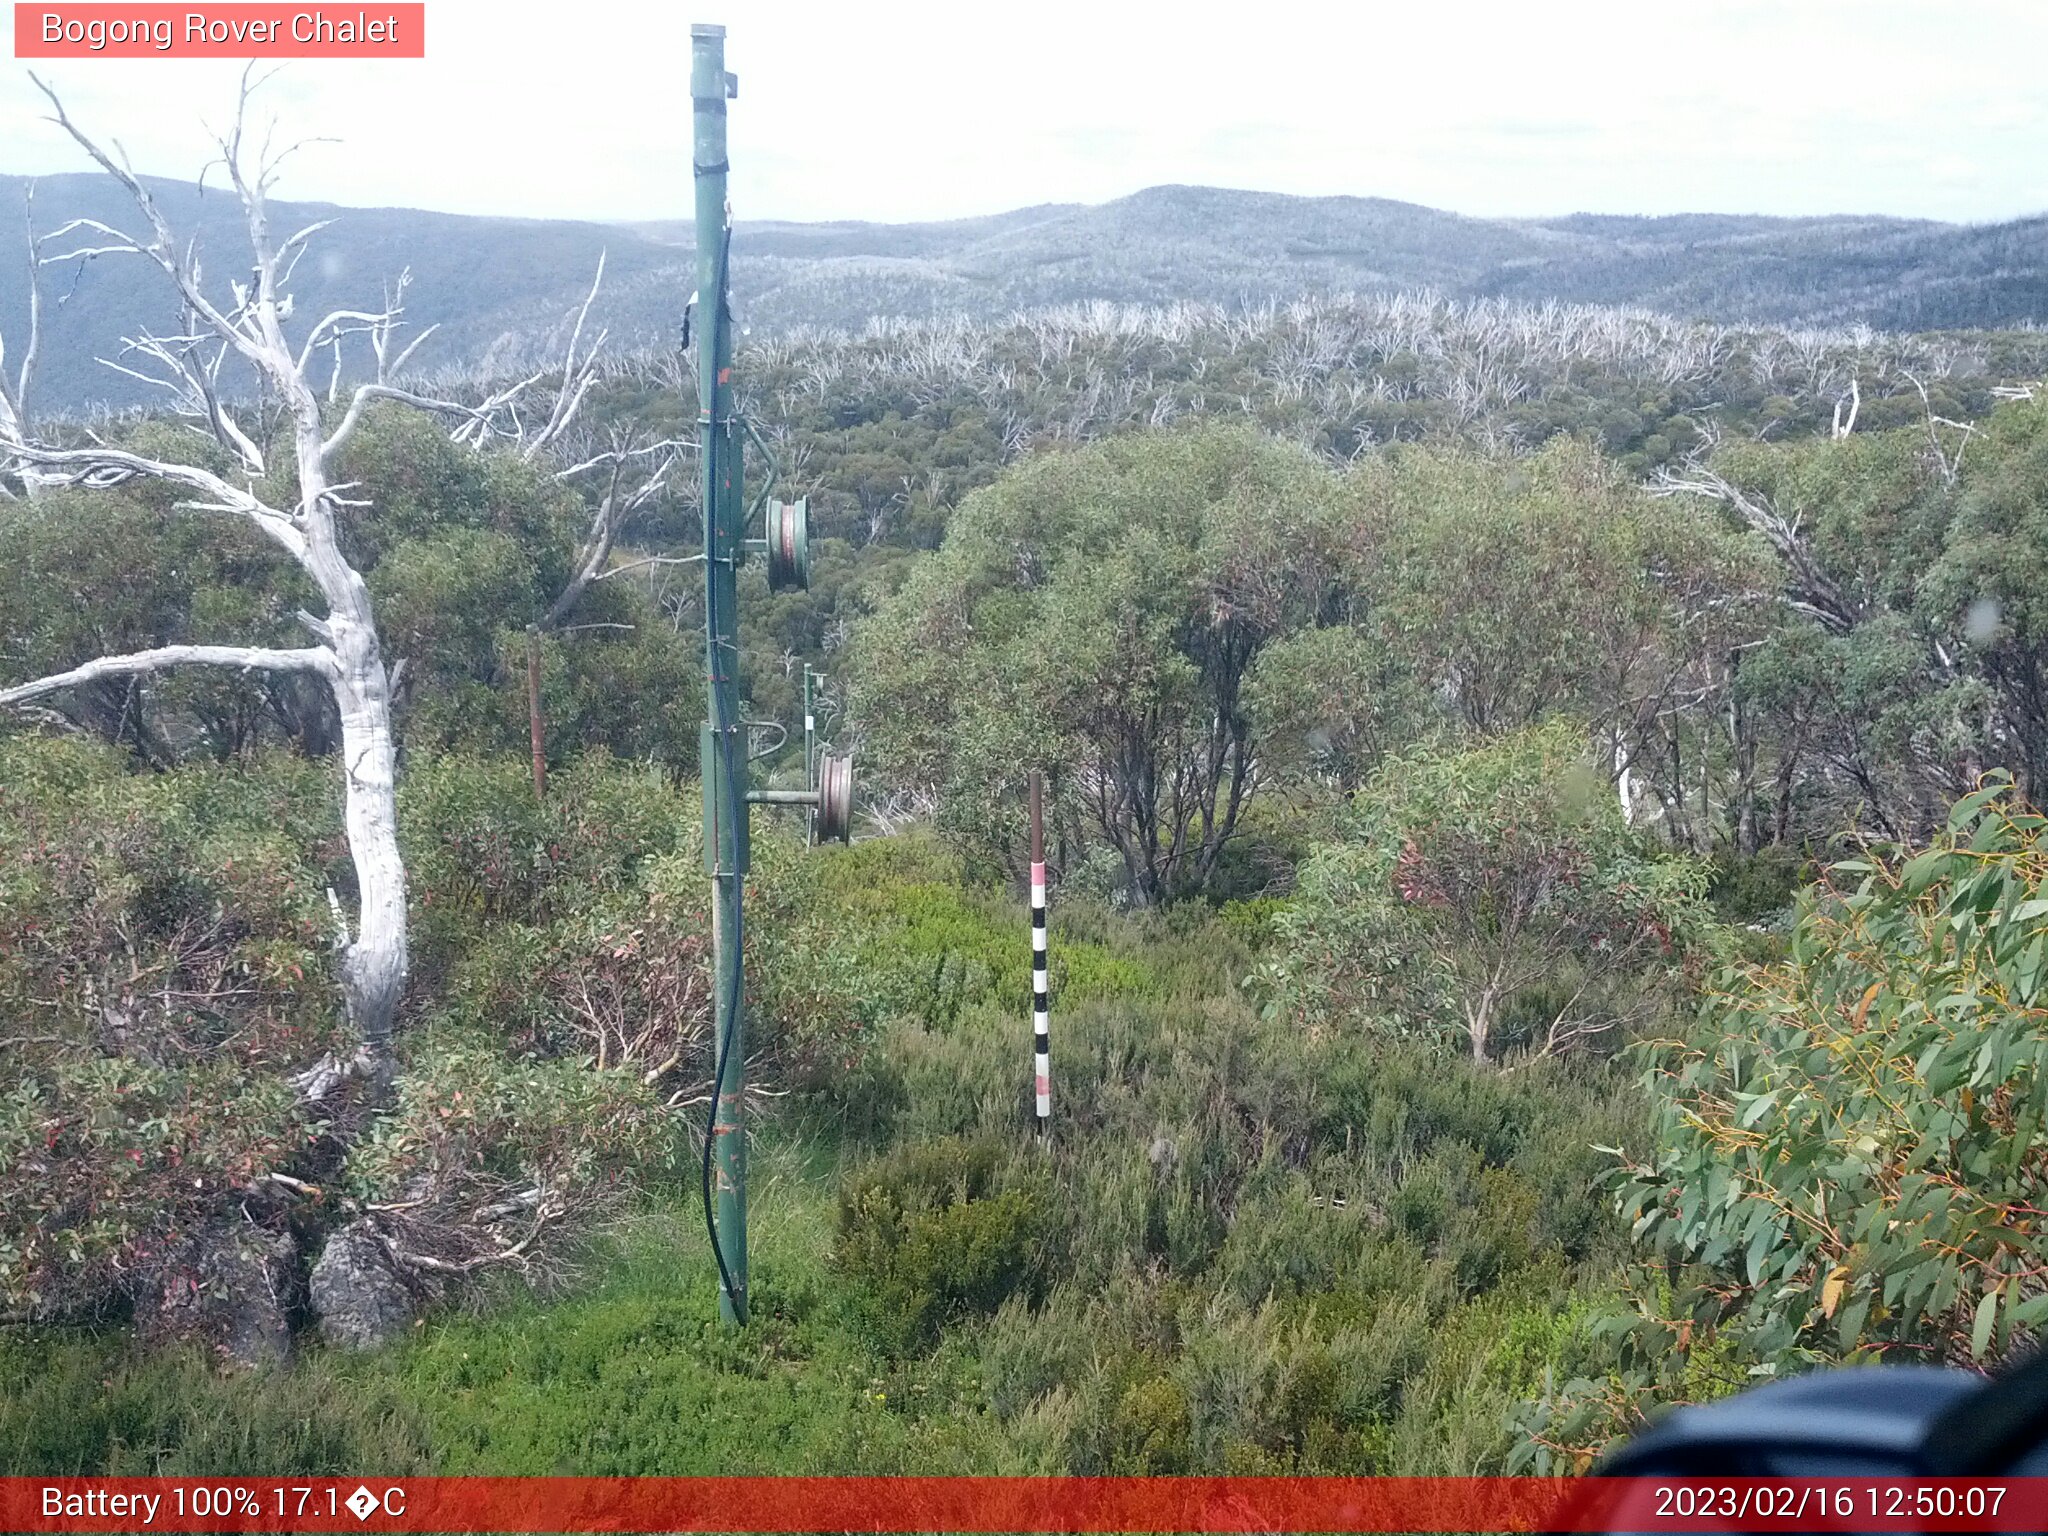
[1029,769,1050,1131]
[525,626,547,800]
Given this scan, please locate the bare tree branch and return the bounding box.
[1652,441,1862,636]
[541,431,683,630]
[29,73,277,380]
[321,382,499,464]
[0,440,308,555]
[1901,369,1977,488]
[521,254,607,462]
[0,643,337,706]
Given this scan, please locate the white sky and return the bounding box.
[2,0,2044,226]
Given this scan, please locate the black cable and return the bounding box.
[699,217,746,1323]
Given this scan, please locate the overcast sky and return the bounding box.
[3,0,2044,226]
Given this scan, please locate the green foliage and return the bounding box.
[0,473,313,763]
[1706,845,1809,926]
[804,833,1161,1021]
[0,401,699,772]
[35,304,2048,1482]
[1696,396,2048,843]
[342,1023,676,1273]
[0,1330,434,1474]
[0,741,714,1328]
[907,989,1643,1474]
[1926,396,2048,796]
[1246,623,1432,790]
[512,609,702,773]
[4,818,1642,1476]
[371,1186,1007,1475]
[0,1152,1007,1476]
[401,751,894,1140]
[1274,723,1711,1064]
[1340,440,1767,745]
[1522,777,2048,1468]
[0,1055,304,1323]
[336,408,701,766]
[1216,896,1289,951]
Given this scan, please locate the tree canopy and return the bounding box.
[856,425,1344,903]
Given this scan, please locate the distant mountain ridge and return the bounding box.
[4,176,2044,412]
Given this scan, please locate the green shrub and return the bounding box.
[0,739,339,1323]
[803,835,1164,1025]
[835,1137,1053,1348]
[1217,896,1289,951]
[1643,779,2048,1364]
[401,751,691,976]
[1705,845,1809,925]
[1274,723,1711,1065]
[0,1331,433,1474]
[345,1024,677,1261]
[1108,1372,1193,1472]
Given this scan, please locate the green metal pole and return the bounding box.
[692,21,748,1327]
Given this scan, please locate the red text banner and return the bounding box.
[4,1476,2048,1532]
[14,5,424,58]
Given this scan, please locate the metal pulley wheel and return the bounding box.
[765,497,810,593]
[814,751,854,844]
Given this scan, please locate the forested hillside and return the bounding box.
[5,119,2048,1483]
[7,173,2048,413]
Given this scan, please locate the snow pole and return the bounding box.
[1030,770,1050,1131]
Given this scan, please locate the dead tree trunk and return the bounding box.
[0,183,44,499]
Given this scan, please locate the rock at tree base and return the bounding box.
[310,1222,413,1348]
[141,1223,299,1369]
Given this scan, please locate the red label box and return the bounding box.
[14,4,425,57]
[5,1476,2048,1533]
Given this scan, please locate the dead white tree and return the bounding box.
[0,74,473,1094]
[542,424,687,628]
[0,184,44,497]
[512,420,684,798]
[1652,430,1864,638]
[468,260,688,797]
[1901,369,1978,489]
[1831,376,1860,439]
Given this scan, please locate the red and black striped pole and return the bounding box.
[1029,769,1050,1130]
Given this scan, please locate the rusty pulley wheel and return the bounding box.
[765,497,810,593]
[814,751,854,845]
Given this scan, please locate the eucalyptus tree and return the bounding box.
[1265,439,1771,843]
[1653,395,2048,843]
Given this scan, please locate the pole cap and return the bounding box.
[691,23,726,38]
